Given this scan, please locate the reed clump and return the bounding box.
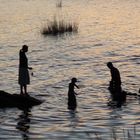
[92,127,136,140]
[56,0,62,8]
[41,17,78,36]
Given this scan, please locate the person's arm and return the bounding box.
[28,67,32,70]
[74,84,79,89]
[28,67,33,76]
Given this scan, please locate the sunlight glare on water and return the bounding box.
[0,0,140,139]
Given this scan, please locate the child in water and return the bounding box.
[68,78,79,110]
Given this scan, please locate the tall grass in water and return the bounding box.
[85,125,137,140]
[41,17,78,36]
[56,0,62,8]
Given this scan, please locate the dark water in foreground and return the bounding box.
[0,0,140,139]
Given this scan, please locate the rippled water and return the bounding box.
[0,0,140,139]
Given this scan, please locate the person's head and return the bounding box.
[107,62,113,69]
[71,77,77,83]
[22,45,28,52]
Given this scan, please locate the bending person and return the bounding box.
[107,62,122,92]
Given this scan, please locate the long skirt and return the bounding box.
[18,68,30,85]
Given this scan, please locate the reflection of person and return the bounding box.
[107,62,121,92]
[68,78,79,110]
[18,45,32,95]
[16,109,31,140]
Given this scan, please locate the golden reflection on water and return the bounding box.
[0,0,140,139]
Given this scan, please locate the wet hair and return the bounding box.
[107,62,113,68]
[71,77,77,83]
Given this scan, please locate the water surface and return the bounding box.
[0,0,140,139]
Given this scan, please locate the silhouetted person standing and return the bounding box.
[107,62,122,92]
[68,78,79,110]
[18,45,32,95]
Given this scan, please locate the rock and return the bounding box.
[0,90,42,109]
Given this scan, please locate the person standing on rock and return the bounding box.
[18,45,32,95]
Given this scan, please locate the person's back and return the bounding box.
[68,82,75,96]
[110,66,121,86]
[19,49,28,68]
[107,62,121,92]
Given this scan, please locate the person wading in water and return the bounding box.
[107,62,122,92]
[68,78,79,110]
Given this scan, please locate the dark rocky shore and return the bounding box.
[0,90,42,109]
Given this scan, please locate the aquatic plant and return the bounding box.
[84,125,137,140]
[41,17,78,36]
[56,0,62,8]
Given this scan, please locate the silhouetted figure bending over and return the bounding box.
[18,45,32,95]
[68,78,79,110]
[107,62,122,93]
